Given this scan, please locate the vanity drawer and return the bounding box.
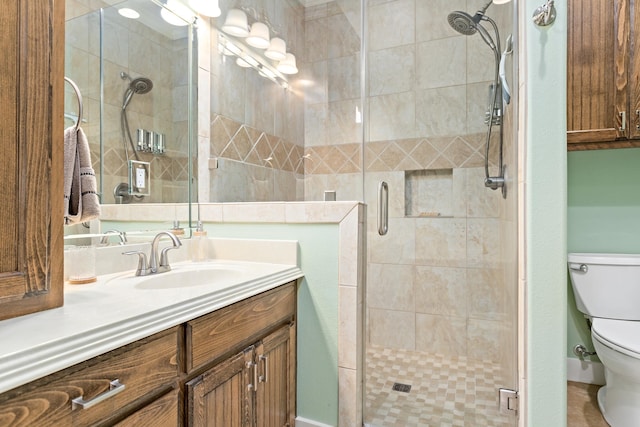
[0,327,178,427]
[113,387,179,427]
[186,282,296,372]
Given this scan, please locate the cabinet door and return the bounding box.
[255,323,296,427]
[630,3,640,138]
[186,347,254,427]
[0,0,64,319]
[567,0,629,145]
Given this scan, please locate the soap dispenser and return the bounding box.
[191,221,208,262]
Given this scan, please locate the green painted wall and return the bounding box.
[567,148,640,359]
[102,221,340,426]
[526,0,568,425]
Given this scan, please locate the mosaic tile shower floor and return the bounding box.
[365,345,516,427]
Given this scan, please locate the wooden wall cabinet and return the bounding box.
[0,0,64,319]
[567,0,640,150]
[0,283,297,426]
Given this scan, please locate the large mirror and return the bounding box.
[200,0,306,203]
[64,0,196,240]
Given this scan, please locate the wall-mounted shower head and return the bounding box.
[121,76,153,110]
[448,0,494,35]
[129,77,153,95]
[447,10,498,52]
[447,11,479,36]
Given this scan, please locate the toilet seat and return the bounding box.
[592,318,640,358]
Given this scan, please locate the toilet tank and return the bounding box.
[568,253,640,320]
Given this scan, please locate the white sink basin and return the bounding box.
[134,265,245,290]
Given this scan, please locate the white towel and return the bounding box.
[64,126,100,225]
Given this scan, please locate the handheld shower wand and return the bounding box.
[447,4,506,196]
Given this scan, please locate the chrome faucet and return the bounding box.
[123,231,182,276]
[99,229,127,245]
[149,231,182,274]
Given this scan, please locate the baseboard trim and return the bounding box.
[295,416,335,427]
[567,357,605,385]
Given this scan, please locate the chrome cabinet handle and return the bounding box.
[259,355,268,383]
[620,111,627,132]
[71,379,125,410]
[377,181,388,236]
[569,264,588,273]
[636,110,640,130]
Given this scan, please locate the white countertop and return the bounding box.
[0,255,303,395]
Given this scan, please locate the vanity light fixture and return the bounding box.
[265,37,287,61]
[118,8,140,19]
[188,0,221,17]
[277,53,298,75]
[492,0,512,3]
[161,0,194,26]
[221,9,249,37]
[219,33,291,88]
[246,22,271,49]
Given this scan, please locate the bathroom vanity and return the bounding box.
[0,242,302,426]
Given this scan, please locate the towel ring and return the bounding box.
[64,77,83,131]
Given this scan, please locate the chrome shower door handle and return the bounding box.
[377,181,388,236]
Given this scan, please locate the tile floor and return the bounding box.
[567,381,609,427]
[364,345,515,427]
[363,347,610,427]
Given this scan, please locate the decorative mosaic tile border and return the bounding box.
[304,133,502,175]
[211,114,305,175]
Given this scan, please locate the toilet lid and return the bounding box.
[592,318,640,356]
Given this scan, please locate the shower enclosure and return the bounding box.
[361,1,518,425]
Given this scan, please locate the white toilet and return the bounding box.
[568,253,640,427]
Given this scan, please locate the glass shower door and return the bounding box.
[362,1,519,426]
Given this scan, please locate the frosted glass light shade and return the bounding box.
[265,38,286,61]
[492,0,512,3]
[246,22,270,49]
[161,0,192,26]
[188,0,221,17]
[277,53,298,75]
[222,9,249,37]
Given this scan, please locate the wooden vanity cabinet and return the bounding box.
[0,328,179,426]
[0,282,297,427]
[567,0,640,150]
[185,283,296,427]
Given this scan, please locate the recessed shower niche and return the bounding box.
[404,169,465,218]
